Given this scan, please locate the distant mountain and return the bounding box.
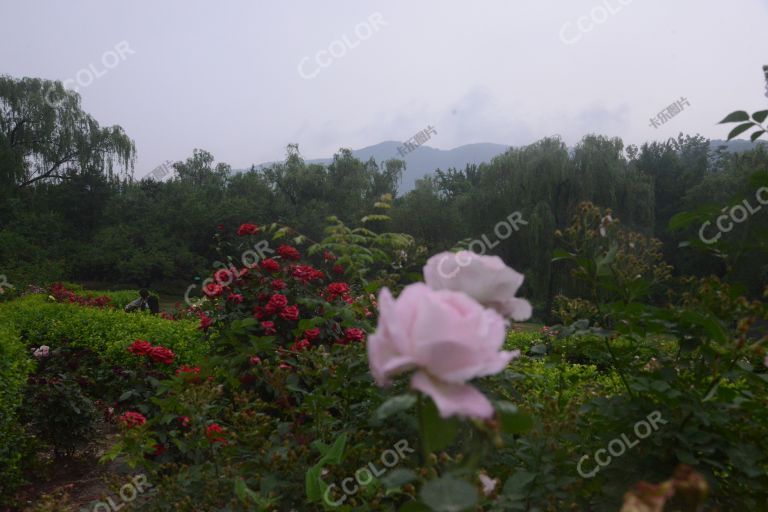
[248,138,766,194]
[708,138,767,153]
[253,141,510,192]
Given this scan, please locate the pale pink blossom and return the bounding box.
[479,473,498,496]
[423,251,532,321]
[32,345,50,359]
[368,283,519,419]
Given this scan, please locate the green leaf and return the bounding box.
[727,122,755,140]
[374,394,417,422]
[719,111,750,123]
[752,110,768,123]
[420,476,478,512]
[551,248,573,262]
[381,468,419,488]
[502,470,537,495]
[750,130,766,142]
[234,477,260,503]
[422,399,459,453]
[398,502,432,512]
[495,402,534,434]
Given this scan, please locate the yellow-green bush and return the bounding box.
[0,324,35,499]
[0,295,208,366]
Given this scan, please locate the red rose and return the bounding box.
[226,293,244,304]
[332,264,345,275]
[253,305,265,319]
[204,282,223,297]
[279,305,299,321]
[179,416,191,428]
[304,328,321,340]
[214,269,234,285]
[292,264,324,284]
[326,282,351,302]
[176,365,201,378]
[277,244,301,260]
[199,314,213,331]
[271,279,287,290]
[290,339,311,351]
[148,346,175,365]
[152,443,166,457]
[249,356,262,365]
[260,258,281,273]
[128,339,153,356]
[322,250,336,262]
[237,223,259,236]
[206,423,227,444]
[261,321,276,335]
[119,411,147,428]
[267,293,288,310]
[344,328,365,343]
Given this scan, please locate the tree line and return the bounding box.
[1,75,766,317]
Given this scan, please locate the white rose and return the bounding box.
[423,251,532,321]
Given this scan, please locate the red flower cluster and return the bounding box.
[119,411,147,428]
[237,223,260,236]
[50,283,112,308]
[127,339,176,365]
[261,321,276,335]
[326,282,352,303]
[204,282,223,298]
[128,339,153,356]
[260,258,281,273]
[291,264,324,284]
[206,423,228,444]
[277,244,301,260]
[176,364,201,376]
[226,293,244,304]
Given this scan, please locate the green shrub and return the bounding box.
[0,324,35,502]
[0,295,208,367]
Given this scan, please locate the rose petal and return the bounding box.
[410,371,494,419]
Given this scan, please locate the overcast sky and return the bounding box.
[2,0,767,178]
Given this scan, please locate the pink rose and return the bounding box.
[368,283,519,419]
[423,251,532,321]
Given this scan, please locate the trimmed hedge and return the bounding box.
[0,324,35,498]
[0,294,208,367]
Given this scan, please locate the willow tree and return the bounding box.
[0,76,135,191]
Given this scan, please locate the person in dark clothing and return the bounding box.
[125,288,159,314]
